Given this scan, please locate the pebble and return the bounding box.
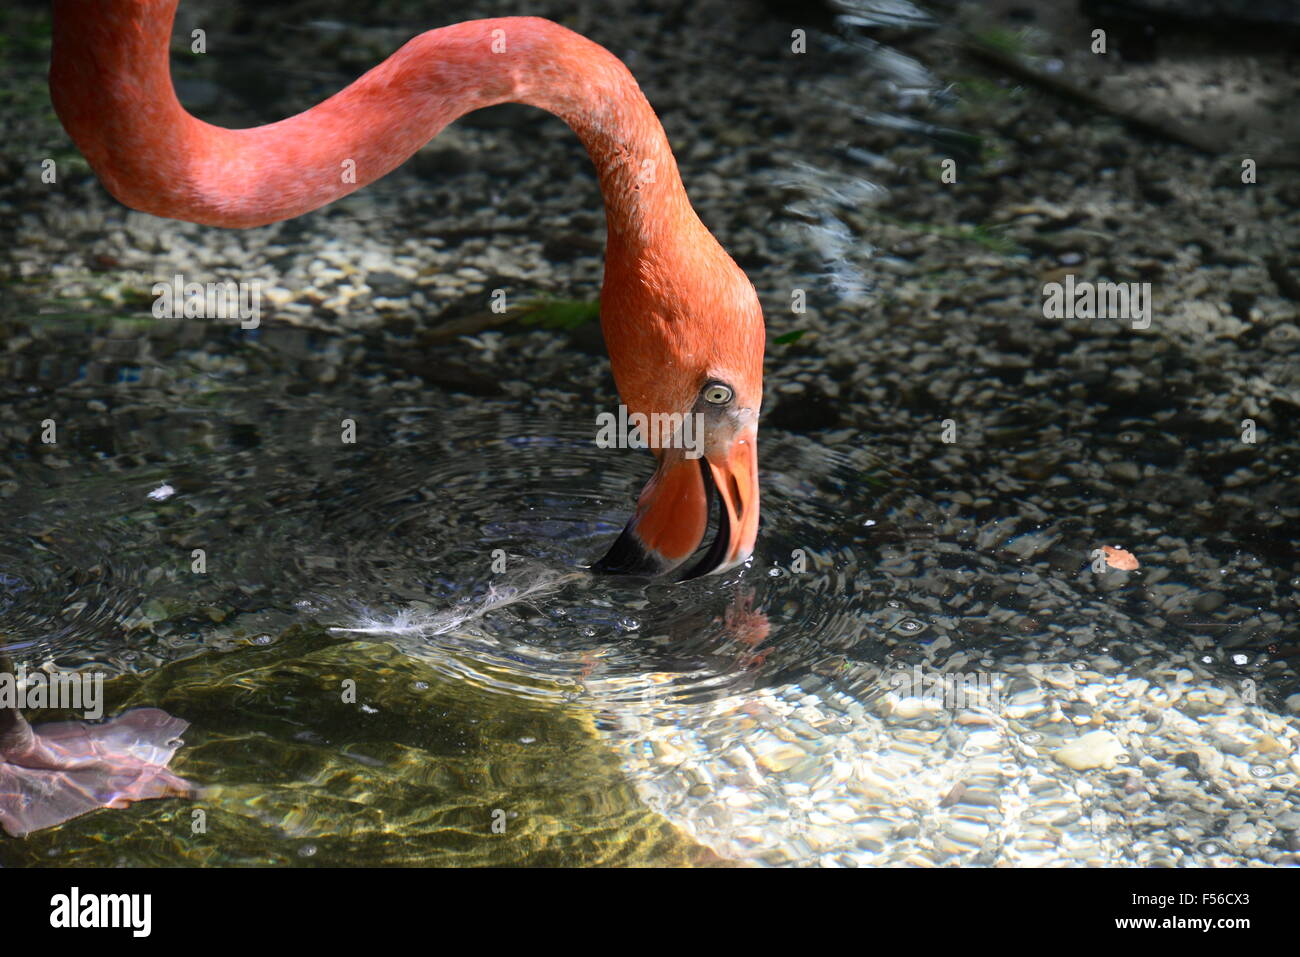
[1053,730,1126,770]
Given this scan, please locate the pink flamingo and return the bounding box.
[5,0,766,835]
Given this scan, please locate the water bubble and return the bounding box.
[1249,764,1274,779]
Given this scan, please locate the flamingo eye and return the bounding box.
[702,382,733,405]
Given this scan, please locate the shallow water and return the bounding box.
[2,0,1299,866]
[3,322,1294,866]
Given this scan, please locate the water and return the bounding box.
[2,0,1298,866]
[0,365,891,864]
[0,368,888,694]
[3,325,1293,865]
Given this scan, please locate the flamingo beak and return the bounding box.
[593,430,759,579]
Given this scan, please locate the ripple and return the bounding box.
[0,490,157,669]
[4,388,1296,866]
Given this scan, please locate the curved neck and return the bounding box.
[50,1,701,258]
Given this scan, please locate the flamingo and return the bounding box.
[50,0,764,579]
[3,0,766,835]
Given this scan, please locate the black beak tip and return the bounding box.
[590,459,733,582]
[590,524,673,577]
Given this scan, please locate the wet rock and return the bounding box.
[365,271,415,299]
[1053,730,1125,771]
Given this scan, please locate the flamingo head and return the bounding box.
[592,240,764,579]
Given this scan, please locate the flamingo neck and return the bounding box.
[49,0,702,258]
